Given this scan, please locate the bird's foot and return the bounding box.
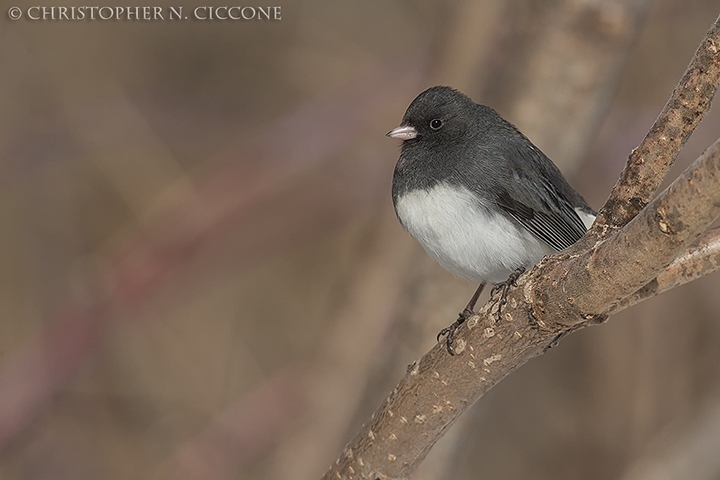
[491,266,525,320]
[437,282,486,355]
[437,306,474,356]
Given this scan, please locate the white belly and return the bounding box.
[395,183,554,283]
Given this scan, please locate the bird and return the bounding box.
[387,86,595,354]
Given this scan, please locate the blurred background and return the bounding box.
[2,0,720,479]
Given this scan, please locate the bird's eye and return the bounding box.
[429,119,443,130]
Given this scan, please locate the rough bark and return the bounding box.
[611,226,720,313]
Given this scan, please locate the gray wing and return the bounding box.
[482,122,592,251]
[495,176,587,252]
[463,105,593,251]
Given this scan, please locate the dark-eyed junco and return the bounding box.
[387,86,595,354]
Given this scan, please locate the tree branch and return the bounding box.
[322,15,720,480]
[537,136,720,320]
[610,226,720,314]
[592,14,720,233]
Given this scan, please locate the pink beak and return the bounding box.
[386,125,418,140]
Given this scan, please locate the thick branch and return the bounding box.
[321,291,562,480]
[593,14,720,232]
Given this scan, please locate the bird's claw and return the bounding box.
[437,307,474,355]
[491,266,525,320]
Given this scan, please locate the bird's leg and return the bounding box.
[437,282,485,355]
[491,266,526,319]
